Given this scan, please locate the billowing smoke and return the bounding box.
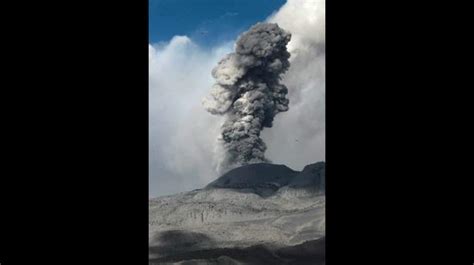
[203,23,292,173]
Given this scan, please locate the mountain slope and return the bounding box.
[149,162,325,264]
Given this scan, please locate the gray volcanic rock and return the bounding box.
[149,162,326,264]
[206,163,299,197]
[206,162,325,197]
[289,162,325,190]
[150,237,325,265]
[207,163,299,188]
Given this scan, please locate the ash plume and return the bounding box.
[203,22,292,173]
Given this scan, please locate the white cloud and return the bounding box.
[149,37,232,197]
[263,0,325,170]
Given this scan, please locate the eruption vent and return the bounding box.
[203,22,291,173]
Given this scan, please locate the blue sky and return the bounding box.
[149,0,286,46]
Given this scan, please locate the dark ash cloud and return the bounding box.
[203,23,292,173]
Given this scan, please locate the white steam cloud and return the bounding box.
[149,37,231,197]
[264,0,325,169]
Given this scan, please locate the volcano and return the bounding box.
[149,162,325,265]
